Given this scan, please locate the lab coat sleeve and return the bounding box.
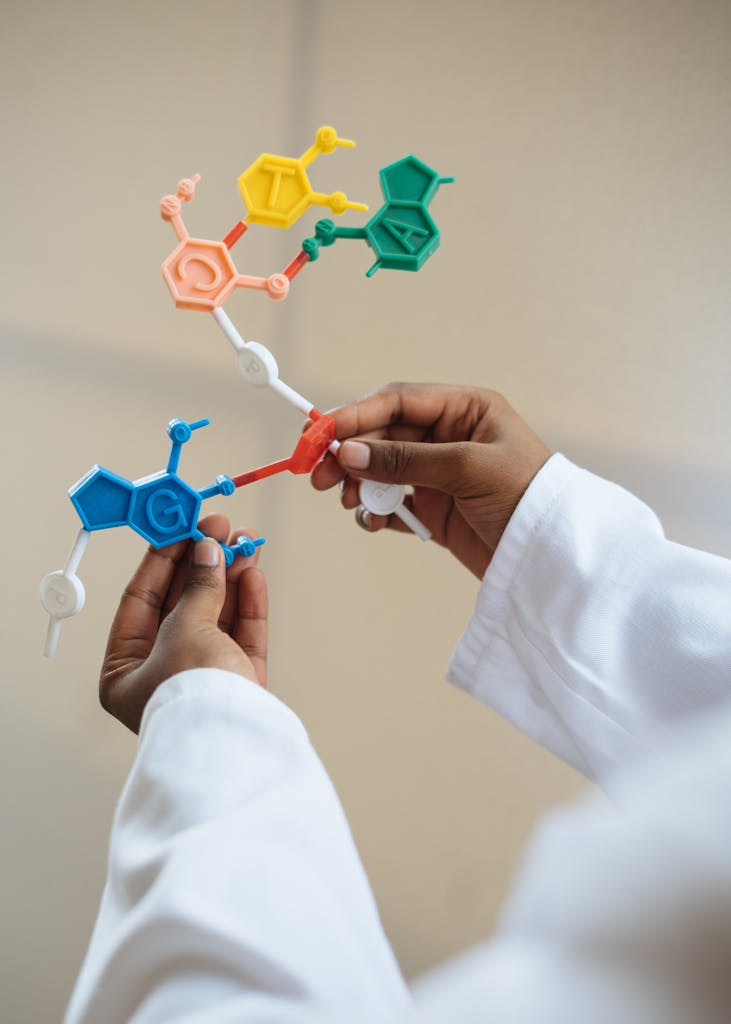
[447,453,731,780]
[64,670,411,1024]
[409,702,731,1024]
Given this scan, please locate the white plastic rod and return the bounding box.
[269,377,315,418]
[211,306,245,352]
[393,504,432,542]
[65,527,91,575]
[44,618,62,660]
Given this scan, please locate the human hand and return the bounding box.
[99,514,267,734]
[311,383,551,579]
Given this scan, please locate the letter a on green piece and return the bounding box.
[382,217,430,254]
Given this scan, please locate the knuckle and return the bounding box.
[98,682,111,714]
[98,673,117,715]
[450,441,486,495]
[186,572,219,594]
[452,441,473,469]
[482,388,510,426]
[245,636,268,660]
[122,583,163,611]
[381,441,413,478]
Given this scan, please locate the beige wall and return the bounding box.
[2,1,730,1018]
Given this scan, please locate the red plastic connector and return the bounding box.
[223,221,248,249]
[283,250,311,281]
[232,415,335,489]
[232,458,292,488]
[288,415,335,472]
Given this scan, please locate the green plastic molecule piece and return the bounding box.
[300,155,453,277]
[378,156,454,206]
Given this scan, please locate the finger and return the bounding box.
[162,514,230,619]
[311,451,345,491]
[233,567,268,687]
[354,424,429,444]
[321,423,425,445]
[338,436,482,493]
[199,513,232,541]
[326,383,436,438]
[104,535,192,668]
[311,424,430,493]
[340,476,361,510]
[327,383,466,440]
[174,537,227,627]
[354,495,420,536]
[219,527,263,636]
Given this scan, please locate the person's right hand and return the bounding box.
[100,514,267,734]
[311,383,551,579]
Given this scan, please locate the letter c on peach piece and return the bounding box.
[177,253,223,292]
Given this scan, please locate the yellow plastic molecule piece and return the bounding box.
[237,125,368,229]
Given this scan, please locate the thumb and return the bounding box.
[176,537,226,626]
[338,437,476,494]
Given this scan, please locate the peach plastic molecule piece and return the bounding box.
[160,175,291,311]
[237,125,368,229]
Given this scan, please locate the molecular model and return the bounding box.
[41,126,453,657]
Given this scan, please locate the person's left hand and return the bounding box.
[99,514,267,734]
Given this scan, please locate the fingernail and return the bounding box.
[194,538,220,567]
[340,441,371,470]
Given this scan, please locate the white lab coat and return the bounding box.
[65,454,731,1024]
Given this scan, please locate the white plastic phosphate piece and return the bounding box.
[359,480,431,542]
[40,528,90,657]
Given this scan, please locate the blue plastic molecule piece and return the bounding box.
[66,418,266,556]
[70,467,135,531]
[43,419,267,657]
[222,534,266,565]
[129,475,203,547]
[166,417,209,472]
[200,474,235,499]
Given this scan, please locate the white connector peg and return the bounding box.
[359,480,431,541]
